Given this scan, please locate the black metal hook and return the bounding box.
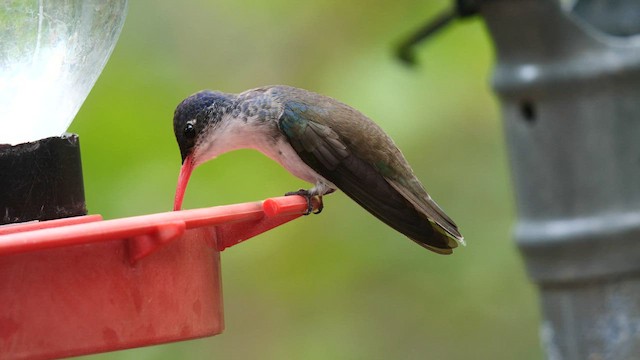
[396,0,481,66]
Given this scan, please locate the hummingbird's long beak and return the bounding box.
[174,154,194,211]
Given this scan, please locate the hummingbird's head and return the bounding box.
[172,90,233,210]
[173,90,232,164]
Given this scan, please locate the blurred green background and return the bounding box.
[73,1,541,359]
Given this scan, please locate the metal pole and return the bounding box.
[480,0,640,358]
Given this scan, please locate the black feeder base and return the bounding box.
[0,134,87,225]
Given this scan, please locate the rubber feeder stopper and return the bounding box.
[0,133,87,225]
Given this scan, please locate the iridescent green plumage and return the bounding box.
[273,86,462,253]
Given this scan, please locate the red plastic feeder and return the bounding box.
[0,195,316,359]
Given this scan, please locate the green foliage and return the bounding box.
[73,1,541,359]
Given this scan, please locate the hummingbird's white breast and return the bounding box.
[194,113,336,193]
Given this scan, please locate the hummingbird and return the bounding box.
[173,85,464,254]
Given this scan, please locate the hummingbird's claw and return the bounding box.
[313,197,324,214]
[285,189,322,215]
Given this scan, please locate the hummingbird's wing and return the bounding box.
[278,100,461,254]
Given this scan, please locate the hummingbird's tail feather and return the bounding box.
[388,180,464,245]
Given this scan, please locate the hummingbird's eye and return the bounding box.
[184,123,196,139]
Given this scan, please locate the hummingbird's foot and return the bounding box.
[313,196,324,215]
[285,189,321,215]
[313,188,336,215]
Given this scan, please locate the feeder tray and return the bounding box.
[0,195,317,359]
